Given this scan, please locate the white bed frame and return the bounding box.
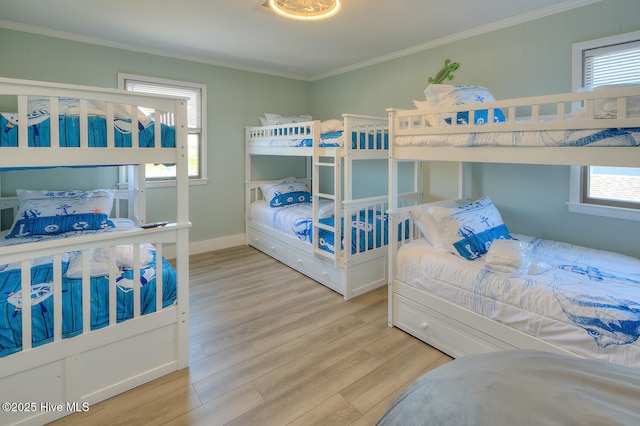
[0,77,190,425]
[387,86,640,360]
[246,114,420,299]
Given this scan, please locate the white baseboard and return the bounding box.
[163,233,246,259]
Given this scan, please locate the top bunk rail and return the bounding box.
[0,77,187,169]
[245,114,389,158]
[389,86,640,134]
[387,85,640,167]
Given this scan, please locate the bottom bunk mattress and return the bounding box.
[377,350,640,425]
[395,235,640,368]
[0,224,177,358]
[250,200,389,254]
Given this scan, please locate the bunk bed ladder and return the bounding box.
[312,128,343,267]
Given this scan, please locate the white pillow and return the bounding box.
[424,84,496,108]
[65,249,112,278]
[484,239,532,276]
[581,84,640,118]
[413,100,430,111]
[93,243,155,268]
[427,196,512,260]
[318,201,335,218]
[320,119,344,134]
[263,113,312,126]
[27,97,141,120]
[409,200,464,251]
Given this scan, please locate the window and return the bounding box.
[118,73,207,185]
[569,31,640,220]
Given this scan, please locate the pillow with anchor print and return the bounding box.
[427,196,512,260]
[421,84,506,127]
[6,189,115,239]
[260,179,311,208]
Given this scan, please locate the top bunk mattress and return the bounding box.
[0,109,175,148]
[395,234,640,369]
[247,130,388,150]
[393,83,640,148]
[395,125,640,148]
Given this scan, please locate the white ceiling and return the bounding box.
[0,0,599,81]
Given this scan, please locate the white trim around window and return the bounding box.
[117,73,208,188]
[569,31,640,222]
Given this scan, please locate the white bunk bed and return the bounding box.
[387,85,640,368]
[0,77,190,425]
[246,114,420,300]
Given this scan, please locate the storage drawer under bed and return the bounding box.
[247,225,346,294]
[287,249,343,293]
[392,292,515,358]
[247,226,287,262]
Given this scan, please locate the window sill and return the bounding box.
[119,178,209,189]
[566,202,640,222]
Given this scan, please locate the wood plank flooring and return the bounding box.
[49,245,451,425]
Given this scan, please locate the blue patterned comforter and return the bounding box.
[251,201,391,254]
[0,111,176,148]
[0,246,177,358]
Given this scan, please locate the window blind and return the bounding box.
[583,40,640,86]
[125,79,201,129]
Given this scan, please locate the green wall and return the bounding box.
[310,0,640,257]
[0,28,310,244]
[1,0,639,257]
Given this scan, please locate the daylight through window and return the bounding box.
[119,74,206,181]
[579,35,640,210]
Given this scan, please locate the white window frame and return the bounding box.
[117,73,208,188]
[568,30,640,222]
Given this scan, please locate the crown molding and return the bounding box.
[0,19,310,81]
[310,0,602,81]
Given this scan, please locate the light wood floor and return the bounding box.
[50,245,451,425]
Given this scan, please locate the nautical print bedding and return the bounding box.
[395,126,640,147]
[0,110,176,148]
[250,200,389,254]
[0,221,177,357]
[395,235,640,369]
[248,130,389,149]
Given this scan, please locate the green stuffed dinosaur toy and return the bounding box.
[428,59,459,84]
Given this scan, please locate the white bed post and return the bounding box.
[174,98,190,370]
[126,165,143,224]
[458,162,468,200]
[387,109,399,327]
[244,126,252,243]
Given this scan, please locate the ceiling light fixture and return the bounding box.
[268,0,341,21]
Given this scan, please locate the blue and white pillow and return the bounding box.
[6,189,115,239]
[420,84,506,126]
[445,109,506,125]
[261,179,311,208]
[427,196,511,260]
